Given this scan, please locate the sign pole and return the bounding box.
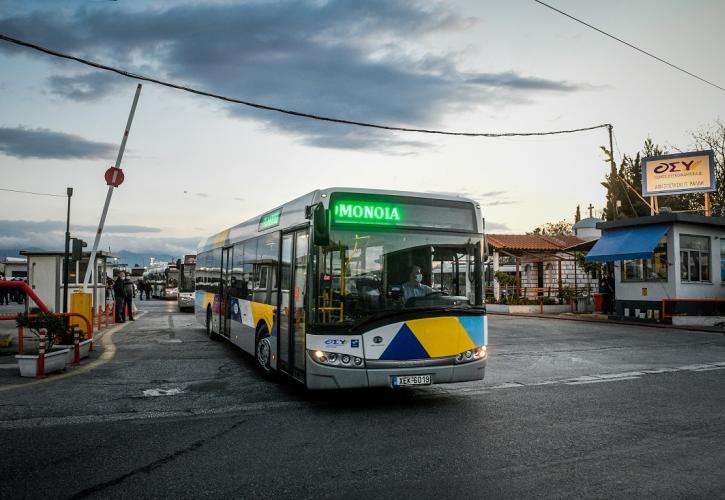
[704,192,712,216]
[83,84,142,288]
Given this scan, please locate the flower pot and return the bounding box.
[52,339,92,364]
[15,349,69,378]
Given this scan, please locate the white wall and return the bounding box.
[27,255,61,311]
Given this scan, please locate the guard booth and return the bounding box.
[585,213,725,322]
[20,250,113,315]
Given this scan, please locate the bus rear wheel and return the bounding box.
[206,307,218,340]
[255,326,273,376]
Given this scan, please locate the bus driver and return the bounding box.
[401,265,434,301]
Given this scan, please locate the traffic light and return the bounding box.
[71,238,87,261]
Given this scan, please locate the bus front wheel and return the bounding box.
[206,307,218,340]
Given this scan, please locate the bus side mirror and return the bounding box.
[312,203,329,246]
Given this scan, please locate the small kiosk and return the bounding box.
[585,213,725,321]
[20,250,113,314]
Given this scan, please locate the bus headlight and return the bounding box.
[456,346,487,364]
[310,350,365,369]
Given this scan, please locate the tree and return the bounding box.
[691,119,725,214]
[529,220,573,236]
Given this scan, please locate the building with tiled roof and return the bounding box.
[486,233,599,303]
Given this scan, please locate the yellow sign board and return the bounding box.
[641,150,715,196]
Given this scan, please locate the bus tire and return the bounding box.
[255,325,273,377]
[206,307,218,340]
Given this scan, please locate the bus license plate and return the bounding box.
[393,375,431,387]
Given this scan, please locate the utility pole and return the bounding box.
[83,84,142,288]
[608,125,617,220]
[63,187,73,314]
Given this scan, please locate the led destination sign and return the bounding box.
[258,210,281,231]
[329,193,477,232]
[332,201,402,225]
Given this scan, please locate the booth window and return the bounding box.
[680,234,710,282]
[622,236,668,282]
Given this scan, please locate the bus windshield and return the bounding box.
[313,228,482,329]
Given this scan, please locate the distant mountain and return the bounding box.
[0,247,185,268]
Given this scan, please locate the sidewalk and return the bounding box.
[0,303,115,388]
[488,310,725,334]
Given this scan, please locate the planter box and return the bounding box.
[15,349,69,378]
[487,304,571,314]
[52,339,92,364]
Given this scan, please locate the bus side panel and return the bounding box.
[195,291,216,329]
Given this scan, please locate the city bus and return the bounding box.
[195,188,487,389]
[143,263,179,299]
[177,254,196,312]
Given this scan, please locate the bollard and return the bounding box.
[72,327,80,366]
[111,303,116,324]
[36,328,47,379]
[98,306,102,331]
[18,325,24,354]
[540,298,544,314]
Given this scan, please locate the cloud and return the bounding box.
[0,1,594,152]
[0,219,194,258]
[195,193,209,198]
[484,221,509,231]
[0,126,116,160]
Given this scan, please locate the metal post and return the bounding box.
[63,187,73,315]
[83,84,142,287]
[72,327,80,366]
[608,125,617,220]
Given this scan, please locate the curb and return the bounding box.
[487,311,725,335]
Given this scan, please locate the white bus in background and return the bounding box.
[143,262,179,299]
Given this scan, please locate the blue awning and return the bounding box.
[584,224,670,263]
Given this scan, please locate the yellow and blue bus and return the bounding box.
[195,188,487,389]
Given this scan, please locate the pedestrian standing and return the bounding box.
[113,272,126,322]
[145,281,151,300]
[123,275,135,321]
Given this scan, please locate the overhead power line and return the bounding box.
[533,0,725,94]
[0,187,65,197]
[0,32,610,138]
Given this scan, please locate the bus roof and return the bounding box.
[197,187,483,253]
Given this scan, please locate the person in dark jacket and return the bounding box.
[123,276,135,321]
[113,273,126,322]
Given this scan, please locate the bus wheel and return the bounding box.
[206,307,218,340]
[255,326,272,375]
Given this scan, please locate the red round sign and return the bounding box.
[104,167,125,187]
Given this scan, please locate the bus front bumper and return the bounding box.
[305,352,486,390]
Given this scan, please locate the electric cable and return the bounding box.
[0,32,610,138]
[533,0,725,93]
[0,187,65,197]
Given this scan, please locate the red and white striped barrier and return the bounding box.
[36,328,47,379]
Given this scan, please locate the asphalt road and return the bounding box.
[1,300,724,499]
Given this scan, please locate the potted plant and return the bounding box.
[52,325,92,364]
[15,312,70,377]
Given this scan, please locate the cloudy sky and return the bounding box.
[1,0,723,261]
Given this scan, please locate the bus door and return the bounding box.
[278,228,309,381]
[220,246,233,339]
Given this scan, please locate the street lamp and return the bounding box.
[63,187,73,314]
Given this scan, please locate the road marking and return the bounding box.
[143,388,184,397]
